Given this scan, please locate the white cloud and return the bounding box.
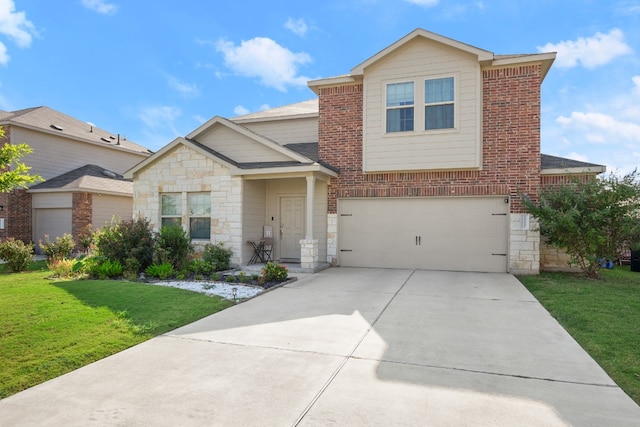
[81,0,118,15]
[166,75,199,98]
[538,28,632,69]
[633,76,640,97]
[138,106,181,134]
[565,152,590,162]
[556,112,640,143]
[259,104,271,111]
[0,0,37,65]
[284,18,309,37]
[233,105,250,116]
[216,37,312,92]
[405,0,439,6]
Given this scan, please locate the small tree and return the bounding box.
[0,127,44,192]
[524,171,640,278]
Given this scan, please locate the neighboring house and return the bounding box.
[0,106,151,251]
[126,28,604,274]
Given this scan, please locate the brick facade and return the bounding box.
[72,192,92,250]
[318,64,542,215]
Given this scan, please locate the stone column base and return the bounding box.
[300,239,319,270]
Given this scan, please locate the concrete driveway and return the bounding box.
[1,268,639,426]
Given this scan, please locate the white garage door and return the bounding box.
[33,208,72,252]
[339,197,509,272]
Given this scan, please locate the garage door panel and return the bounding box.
[339,197,508,272]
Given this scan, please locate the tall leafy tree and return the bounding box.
[524,171,640,278]
[0,126,44,192]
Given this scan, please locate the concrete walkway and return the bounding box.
[1,268,639,426]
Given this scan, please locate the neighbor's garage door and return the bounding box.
[33,208,72,252]
[339,197,508,272]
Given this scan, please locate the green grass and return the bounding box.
[518,267,640,405]
[0,264,233,398]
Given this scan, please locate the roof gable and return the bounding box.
[0,106,151,156]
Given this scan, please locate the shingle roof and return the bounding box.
[28,164,133,195]
[231,99,318,122]
[541,154,605,170]
[0,106,151,155]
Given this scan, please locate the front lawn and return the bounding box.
[518,267,640,405]
[0,263,233,398]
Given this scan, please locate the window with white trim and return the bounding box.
[425,77,454,130]
[161,194,181,228]
[386,81,414,132]
[188,193,211,240]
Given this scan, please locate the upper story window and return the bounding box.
[425,77,454,130]
[161,194,181,228]
[188,193,211,240]
[386,82,414,132]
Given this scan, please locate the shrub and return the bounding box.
[94,218,156,273]
[39,234,75,261]
[189,259,213,276]
[262,262,288,282]
[157,225,193,269]
[47,258,77,278]
[0,238,34,272]
[92,259,123,279]
[145,262,174,280]
[202,242,232,271]
[78,225,95,254]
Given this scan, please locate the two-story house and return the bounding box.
[0,106,151,250]
[126,29,604,274]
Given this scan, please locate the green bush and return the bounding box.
[262,261,288,282]
[157,226,193,269]
[94,218,156,273]
[189,259,213,276]
[0,238,34,272]
[39,233,75,261]
[145,262,174,280]
[202,242,232,271]
[92,259,123,279]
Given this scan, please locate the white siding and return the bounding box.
[13,128,147,179]
[195,124,293,163]
[31,193,72,209]
[363,37,482,172]
[241,117,318,145]
[92,194,133,228]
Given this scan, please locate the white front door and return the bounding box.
[280,196,305,260]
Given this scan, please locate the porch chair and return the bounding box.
[262,225,273,262]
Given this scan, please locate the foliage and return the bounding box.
[519,268,640,405]
[77,225,95,253]
[94,217,156,273]
[523,171,640,278]
[202,242,233,271]
[262,261,288,282]
[156,225,193,269]
[0,269,233,398]
[47,258,78,278]
[91,259,123,279]
[188,259,213,276]
[0,129,44,192]
[39,233,75,261]
[0,238,34,272]
[145,262,174,280]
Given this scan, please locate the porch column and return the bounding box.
[300,175,319,271]
[305,175,315,239]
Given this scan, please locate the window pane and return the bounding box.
[161,194,180,216]
[425,104,454,130]
[387,82,414,107]
[161,217,181,228]
[190,218,211,239]
[189,193,211,216]
[386,107,414,132]
[425,77,454,103]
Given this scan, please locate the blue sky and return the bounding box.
[1,1,639,173]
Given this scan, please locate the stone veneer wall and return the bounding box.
[317,64,543,272]
[132,145,243,265]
